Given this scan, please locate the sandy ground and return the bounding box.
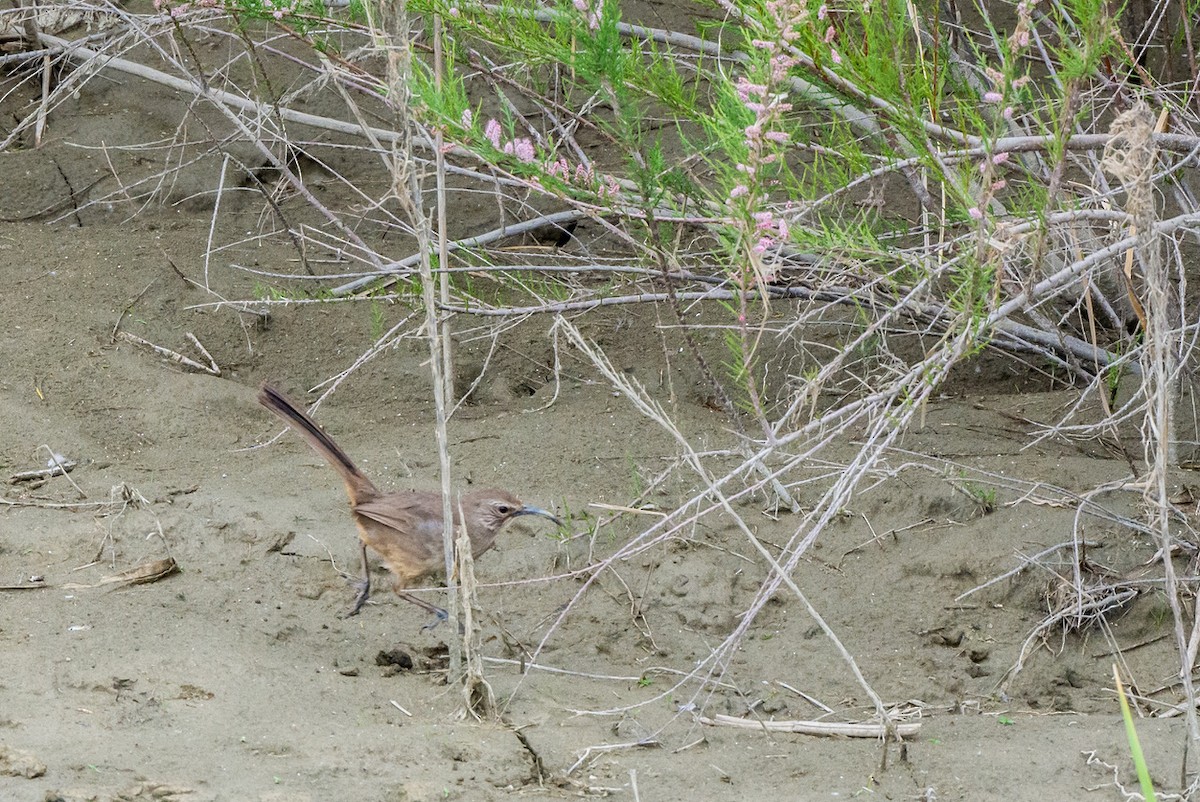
[2,13,1198,802]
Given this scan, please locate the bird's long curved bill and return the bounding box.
[516,505,563,527]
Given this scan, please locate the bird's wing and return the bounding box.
[352,493,446,581]
[353,493,436,533]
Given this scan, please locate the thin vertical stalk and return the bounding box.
[1106,102,1197,776]
[432,10,463,684]
[379,0,461,681]
[433,15,455,406]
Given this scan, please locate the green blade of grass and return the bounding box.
[1113,664,1157,802]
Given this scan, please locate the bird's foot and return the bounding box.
[342,579,370,618]
[419,606,450,632]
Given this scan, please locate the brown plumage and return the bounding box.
[257,383,559,625]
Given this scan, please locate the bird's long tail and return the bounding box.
[258,383,376,499]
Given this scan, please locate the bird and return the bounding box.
[257,383,560,627]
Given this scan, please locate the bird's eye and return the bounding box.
[496,504,512,515]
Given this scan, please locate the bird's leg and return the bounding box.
[343,542,371,618]
[395,590,449,631]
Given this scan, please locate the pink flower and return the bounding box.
[484,119,502,149]
[968,207,983,220]
[460,108,473,128]
[771,54,793,81]
[992,179,1007,191]
[512,138,536,163]
[992,152,1010,165]
[764,130,790,144]
[818,3,828,18]
[736,78,768,100]
[1003,106,1014,119]
[729,184,749,199]
[824,25,836,43]
[830,48,841,65]
[983,91,1002,103]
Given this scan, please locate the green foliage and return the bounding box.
[410,46,472,133]
[1055,0,1116,79]
[1114,667,1158,802]
[963,481,997,514]
[220,0,335,34]
[570,0,629,88]
[253,282,336,302]
[369,297,386,340]
[222,0,1161,419]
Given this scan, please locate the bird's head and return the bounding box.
[467,490,562,534]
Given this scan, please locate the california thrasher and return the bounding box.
[257,383,560,625]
